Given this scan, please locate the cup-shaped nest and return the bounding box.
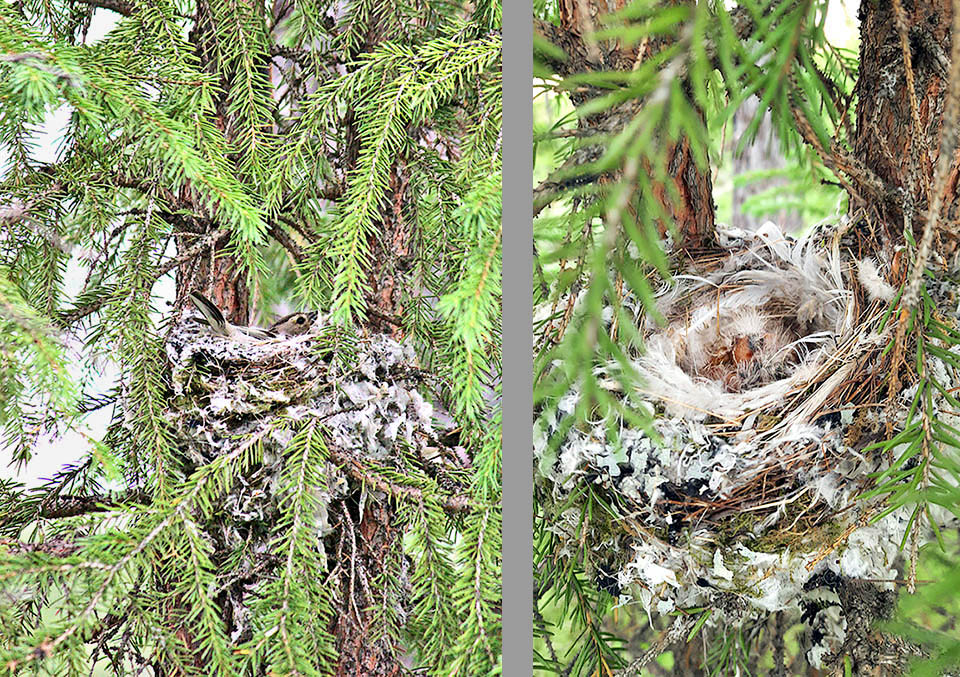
[635,222,853,424]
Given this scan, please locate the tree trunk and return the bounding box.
[855,0,956,246]
[542,0,717,255]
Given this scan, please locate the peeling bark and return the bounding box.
[855,0,957,244]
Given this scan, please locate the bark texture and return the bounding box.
[536,0,717,254]
[855,0,956,245]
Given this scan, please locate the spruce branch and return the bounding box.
[0,538,82,557]
[37,491,150,518]
[5,426,265,671]
[328,446,474,514]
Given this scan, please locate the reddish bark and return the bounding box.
[854,0,957,243]
[538,0,717,256]
[332,503,403,677]
[366,163,412,338]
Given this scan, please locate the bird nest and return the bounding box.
[535,220,958,657]
[163,316,470,646]
[165,319,444,468]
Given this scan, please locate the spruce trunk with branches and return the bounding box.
[535,0,960,674]
[0,1,502,675]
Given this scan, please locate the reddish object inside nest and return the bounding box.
[731,336,755,365]
[701,334,779,393]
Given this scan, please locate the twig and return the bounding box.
[327,446,474,513]
[0,537,81,557]
[38,491,150,519]
[270,45,311,63]
[267,221,305,264]
[789,97,889,206]
[533,585,559,667]
[891,0,929,196]
[77,391,118,413]
[534,128,599,142]
[365,306,404,327]
[613,616,695,676]
[0,52,50,63]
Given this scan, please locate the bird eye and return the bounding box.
[296,317,305,324]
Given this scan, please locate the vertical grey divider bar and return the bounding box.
[501,0,533,674]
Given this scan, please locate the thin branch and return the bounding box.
[38,491,150,519]
[270,45,312,63]
[267,221,305,264]
[365,306,404,327]
[0,537,81,557]
[77,391,118,412]
[156,229,229,277]
[788,95,890,206]
[327,446,474,514]
[613,616,695,677]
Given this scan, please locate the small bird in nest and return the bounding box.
[687,308,797,393]
[189,292,319,340]
[702,335,762,392]
[189,291,277,340]
[634,223,849,420]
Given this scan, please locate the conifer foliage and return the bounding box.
[0,0,502,674]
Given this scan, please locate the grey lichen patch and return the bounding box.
[166,320,437,461]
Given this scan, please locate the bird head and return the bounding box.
[269,311,319,337]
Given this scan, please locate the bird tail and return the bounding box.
[189,291,227,334]
[189,291,277,339]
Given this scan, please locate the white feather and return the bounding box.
[856,257,895,303]
[754,221,793,262]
